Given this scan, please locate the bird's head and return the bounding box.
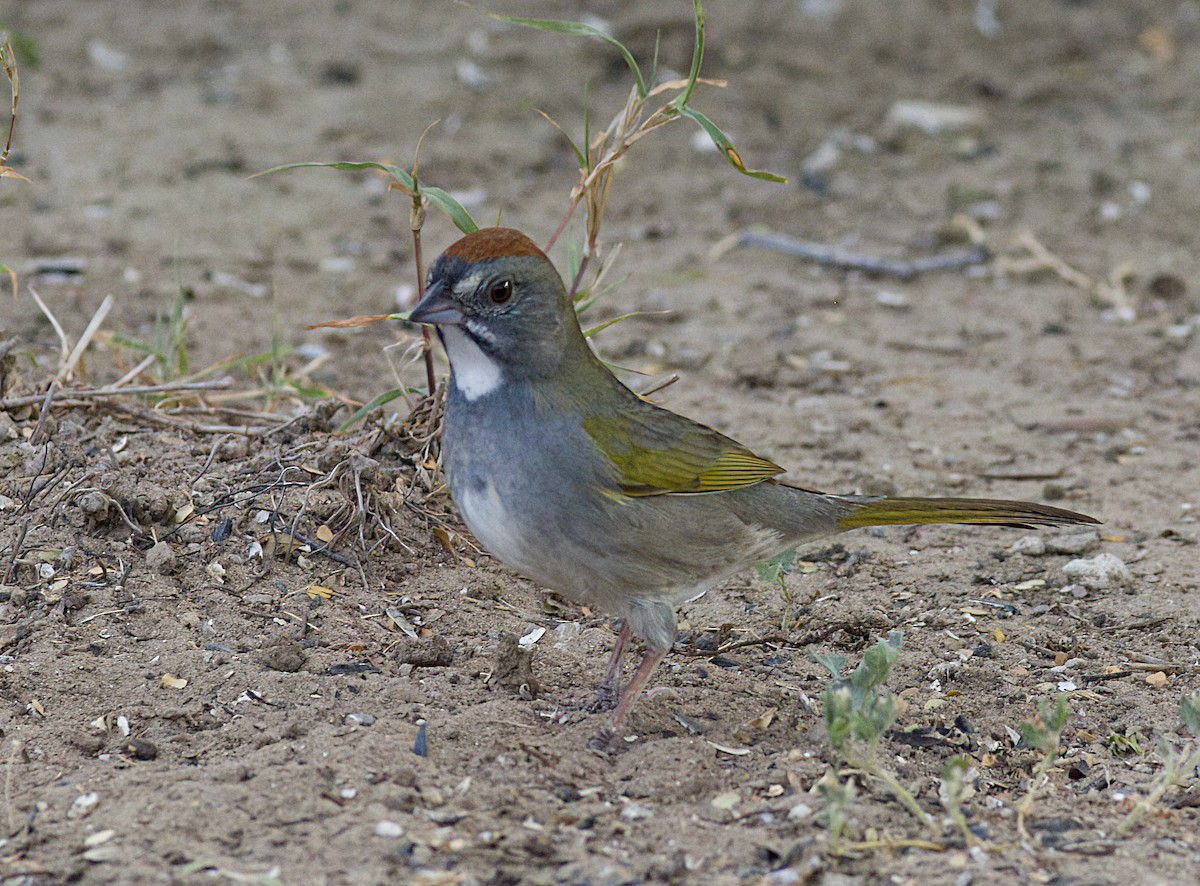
[410,228,586,396]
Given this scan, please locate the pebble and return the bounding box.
[1062,552,1133,589]
[260,641,306,673]
[885,99,986,134]
[69,792,100,819]
[710,790,740,810]
[121,738,159,761]
[1010,536,1046,556]
[145,541,177,575]
[346,712,376,727]
[374,820,404,838]
[620,803,654,821]
[787,802,813,821]
[1045,530,1100,555]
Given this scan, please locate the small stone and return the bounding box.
[83,844,122,863]
[396,636,453,669]
[885,99,986,134]
[1010,536,1046,556]
[144,541,177,575]
[69,792,100,819]
[84,829,116,847]
[78,492,112,525]
[346,713,376,727]
[259,640,306,673]
[1045,531,1100,555]
[374,820,404,838]
[710,790,740,811]
[121,738,158,761]
[70,732,106,755]
[621,803,653,821]
[787,802,813,821]
[1062,553,1132,590]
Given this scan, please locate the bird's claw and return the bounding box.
[586,726,623,755]
[581,684,619,713]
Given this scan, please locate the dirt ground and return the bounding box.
[2,1,1199,883]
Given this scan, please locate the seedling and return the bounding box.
[1117,690,1200,835]
[755,547,800,631]
[813,631,932,828]
[939,755,983,847]
[1015,693,1071,840]
[813,767,855,852]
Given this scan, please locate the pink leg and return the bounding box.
[584,620,630,713]
[588,644,669,752]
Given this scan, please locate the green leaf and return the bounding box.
[678,107,787,182]
[811,650,847,678]
[674,0,705,110]
[1,262,17,298]
[254,161,478,234]
[851,631,903,694]
[755,547,796,587]
[1018,694,1071,753]
[495,15,646,98]
[582,311,653,338]
[1181,691,1200,736]
[337,387,409,433]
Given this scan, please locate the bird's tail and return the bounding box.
[835,496,1099,531]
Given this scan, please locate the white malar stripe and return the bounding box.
[441,326,502,401]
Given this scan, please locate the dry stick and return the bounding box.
[28,287,70,369]
[2,518,28,583]
[29,381,56,445]
[734,230,990,280]
[107,354,157,389]
[411,214,435,396]
[61,294,114,382]
[0,377,235,409]
[408,122,437,397]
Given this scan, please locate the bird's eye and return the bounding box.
[488,278,513,305]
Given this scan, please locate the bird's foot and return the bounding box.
[581,683,619,714]
[586,726,625,755]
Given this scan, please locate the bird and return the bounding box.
[409,226,1100,750]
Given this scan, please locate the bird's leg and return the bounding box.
[583,620,630,713]
[587,643,668,753]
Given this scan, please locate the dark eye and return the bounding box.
[488,278,513,305]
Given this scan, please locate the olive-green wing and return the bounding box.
[582,404,784,497]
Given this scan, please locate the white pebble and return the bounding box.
[1009,536,1045,556]
[787,802,813,821]
[1062,552,1132,589]
[374,820,404,838]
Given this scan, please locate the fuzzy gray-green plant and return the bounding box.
[814,632,932,828]
[1117,690,1200,835]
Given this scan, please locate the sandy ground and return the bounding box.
[2,1,1199,883]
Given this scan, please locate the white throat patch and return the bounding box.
[441,326,502,401]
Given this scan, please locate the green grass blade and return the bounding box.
[674,0,705,110]
[254,161,478,233]
[337,387,409,433]
[420,186,479,234]
[495,15,646,98]
[583,311,658,338]
[679,108,787,182]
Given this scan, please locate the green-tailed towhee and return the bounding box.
[409,227,1099,750]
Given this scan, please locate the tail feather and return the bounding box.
[836,496,1099,531]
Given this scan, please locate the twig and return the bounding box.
[727,230,990,280]
[2,518,27,583]
[29,381,56,445]
[28,287,70,370]
[999,230,1135,320]
[0,377,235,409]
[60,293,114,382]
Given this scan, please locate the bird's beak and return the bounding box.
[409,281,465,326]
